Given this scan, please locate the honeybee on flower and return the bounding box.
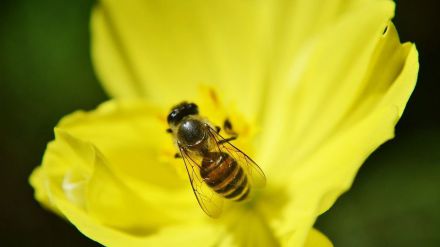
[30,0,418,246]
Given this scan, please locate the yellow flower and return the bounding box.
[30,0,418,246]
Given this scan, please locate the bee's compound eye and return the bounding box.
[178,119,205,146]
[167,110,179,125]
[167,102,199,126]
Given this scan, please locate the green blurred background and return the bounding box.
[0,0,438,246]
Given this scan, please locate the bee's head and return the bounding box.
[167,102,199,127]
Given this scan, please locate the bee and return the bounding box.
[166,102,266,217]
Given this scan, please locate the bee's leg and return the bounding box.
[166,128,172,133]
[218,136,237,144]
[174,153,182,159]
[223,119,238,137]
[215,126,221,133]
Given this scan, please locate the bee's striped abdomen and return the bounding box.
[200,152,250,201]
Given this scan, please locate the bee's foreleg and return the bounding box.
[218,136,237,144]
[166,128,172,133]
[174,153,182,159]
[223,119,238,137]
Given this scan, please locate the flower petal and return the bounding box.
[217,211,280,247]
[54,194,221,247]
[30,100,228,245]
[257,0,398,167]
[56,100,175,189]
[304,229,333,247]
[253,1,418,245]
[311,38,419,216]
[91,0,375,120]
[91,0,274,119]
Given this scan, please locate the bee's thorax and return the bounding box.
[177,117,206,148]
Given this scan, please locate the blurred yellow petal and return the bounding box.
[304,229,333,247]
[90,6,143,98]
[54,190,222,247]
[29,166,62,215]
[311,41,419,216]
[55,100,174,187]
[252,1,418,245]
[91,0,274,120]
[257,0,397,169]
[91,0,377,121]
[289,40,416,247]
[265,0,382,94]
[30,100,231,246]
[216,211,279,247]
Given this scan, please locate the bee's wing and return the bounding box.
[179,146,224,218]
[207,126,266,188]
